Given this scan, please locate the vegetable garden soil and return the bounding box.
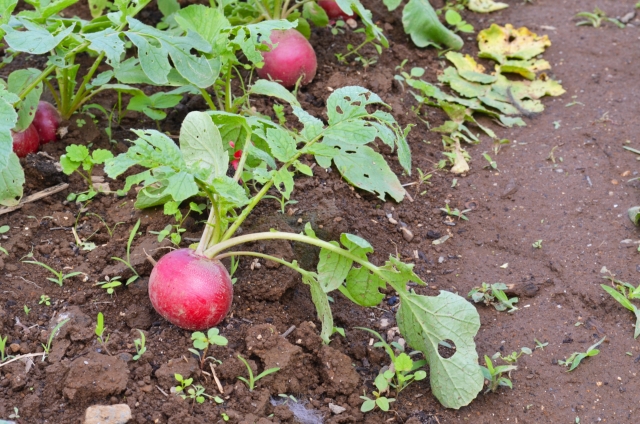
[1,0,640,423]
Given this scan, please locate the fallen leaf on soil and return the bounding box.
[468,0,509,13]
[478,24,551,64]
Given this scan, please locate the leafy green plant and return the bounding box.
[95,312,111,355]
[440,203,471,221]
[357,327,427,393]
[480,355,516,393]
[444,10,473,33]
[601,274,640,338]
[534,339,548,350]
[22,260,82,286]
[42,318,70,358]
[8,407,19,419]
[575,8,624,28]
[237,354,280,391]
[360,387,395,413]
[189,328,228,369]
[532,239,542,249]
[482,152,498,170]
[23,305,30,316]
[384,0,463,50]
[106,93,484,408]
[133,330,146,361]
[110,219,140,284]
[39,294,51,306]
[469,282,518,312]
[174,373,223,407]
[60,145,114,202]
[558,337,605,371]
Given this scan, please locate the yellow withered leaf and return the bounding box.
[477,24,551,64]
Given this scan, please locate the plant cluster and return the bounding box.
[469,282,518,312]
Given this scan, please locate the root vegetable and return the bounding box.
[318,0,354,19]
[12,124,40,158]
[32,101,61,144]
[257,29,317,89]
[148,248,233,331]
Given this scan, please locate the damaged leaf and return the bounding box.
[478,24,551,64]
[467,0,509,13]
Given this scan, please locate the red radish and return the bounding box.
[12,124,40,158]
[318,0,354,19]
[148,248,233,331]
[257,29,317,89]
[32,101,61,144]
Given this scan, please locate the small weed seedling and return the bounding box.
[360,385,395,413]
[237,355,280,391]
[95,312,111,355]
[23,305,30,316]
[558,337,605,371]
[174,374,222,407]
[151,202,205,246]
[532,239,543,249]
[96,276,123,296]
[86,213,124,238]
[0,225,9,255]
[0,335,10,362]
[110,219,141,285]
[42,319,69,358]
[575,8,624,28]
[22,260,82,286]
[60,145,114,202]
[494,347,532,364]
[601,272,640,338]
[481,355,517,393]
[445,10,474,33]
[39,295,51,306]
[534,339,549,350]
[133,330,147,361]
[8,407,19,419]
[482,152,498,171]
[189,328,228,369]
[440,203,471,221]
[357,327,427,394]
[469,283,518,312]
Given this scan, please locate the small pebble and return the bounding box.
[9,344,20,353]
[555,168,564,173]
[400,227,414,242]
[380,318,390,328]
[387,296,399,306]
[438,256,445,264]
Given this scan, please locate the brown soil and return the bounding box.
[2,0,640,423]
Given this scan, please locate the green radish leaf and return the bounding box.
[165,171,199,202]
[340,233,373,258]
[20,0,79,20]
[0,0,18,40]
[91,149,114,165]
[175,4,230,46]
[402,0,463,50]
[127,92,183,120]
[125,17,215,88]
[397,290,483,409]
[264,127,298,162]
[88,0,112,18]
[273,167,294,200]
[345,267,385,307]
[295,17,311,39]
[250,80,301,108]
[317,242,352,293]
[2,18,75,54]
[211,176,249,207]
[84,28,126,66]
[180,111,228,184]
[7,68,42,131]
[0,153,24,207]
[305,274,334,343]
[303,1,329,27]
[382,0,402,11]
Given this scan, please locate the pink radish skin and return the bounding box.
[257,29,317,89]
[149,248,233,331]
[318,0,354,19]
[32,101,61,144]
[12,124,40,158]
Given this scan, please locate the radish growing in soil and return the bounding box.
[257,29,317,88]
[12,124,40,157]
[318,0,354,19]
[106,88,484,408]
[32,101,61,144]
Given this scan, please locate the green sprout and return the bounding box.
[110,219,141,285]
[237,355,280,391]
[558,337,605,371]
[22,260,82,286]
[133,330,147,361]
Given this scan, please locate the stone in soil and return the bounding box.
[101,235,170,279]
[84,404,132,424]
[63,352,129,402]
[53,306,94,342]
